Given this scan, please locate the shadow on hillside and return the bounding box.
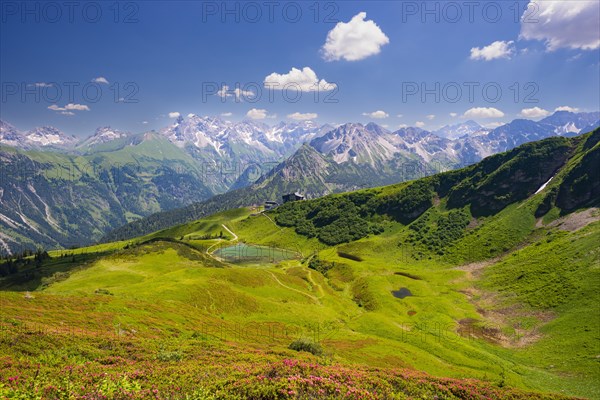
[0,251,114,292]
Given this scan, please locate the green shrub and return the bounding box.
[295,219,317,238]
[308,258,335,275]
[288,338,324,356]
[156,349,183,362]
[374,180,434,224]
[408,208,471,255]
[351,278,378,311]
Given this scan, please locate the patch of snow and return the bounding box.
[535,175,554,195]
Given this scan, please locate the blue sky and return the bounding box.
[1,0,599,136]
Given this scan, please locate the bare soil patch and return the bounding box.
[454,259,554,348]
[548,208,600,231]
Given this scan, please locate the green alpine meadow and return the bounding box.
[1,129,598,399]
[2,2,600,399]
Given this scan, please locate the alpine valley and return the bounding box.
[1,111,599,254]
[1,127,598,399]
[3,2,600,398]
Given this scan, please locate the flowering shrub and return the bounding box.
[0,338,577,400]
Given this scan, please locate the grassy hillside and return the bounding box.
[0,134,214,254]
[1,130,598,398]
[101,144,435,244]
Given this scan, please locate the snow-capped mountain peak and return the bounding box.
[1,121,79,149]
[158,114,333,160]
[432,120,488,140]
[24,126,77,148]
[539,111,600,136]
[310,123,400,165]
[80,126,130,147]
[0,120,26,148]
[160,115,229,152]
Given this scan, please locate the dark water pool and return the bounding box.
[391,287,413,299]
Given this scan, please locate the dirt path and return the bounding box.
[267,271,320,304]
[306,269,325,299]
[221,224,238,241]
[205,225,238,255]
[261,212,284,232]
[205,239,223,254]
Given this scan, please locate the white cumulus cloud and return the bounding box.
[415,121,426,128]
[65,103,90,111]
[92,77,109,84]
[233,88,255,101]
[48,103,90,112]
[264,67,336,92]
[217,85,231,98]
[362,110,389,119]
[463,107,505,119]
[449,112,458,117]
[520,1,600,51]
[519,107,550,118]
[322,12,389,61]
[221,112,233,117]
[426,114,436,120]
[470,41,515,61]
[288,112,318,121]
[216,85,255,101]
[246,108,272,120]
[555,106,580,113]
[168,112,181,118]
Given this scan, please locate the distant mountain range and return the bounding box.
[1,117,333,156]
[0,121,78,149]
[4,110,598,155]
[1,110,599,254]
[101,111,600,243]
[3,111,598,163]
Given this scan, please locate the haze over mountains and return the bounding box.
[3,110,598,154]
[1,111,599,254]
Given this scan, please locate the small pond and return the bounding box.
[391,287,413,299]
[214,243,298,263]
